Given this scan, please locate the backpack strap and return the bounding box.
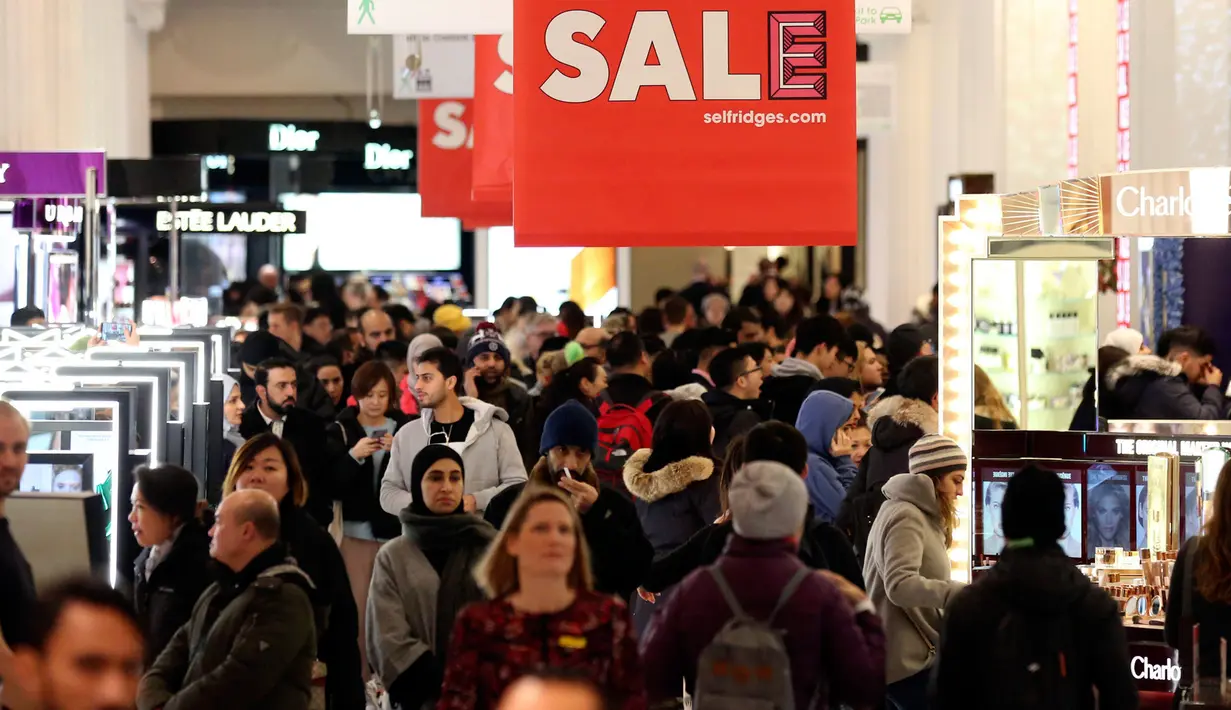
[767,567,811,626]
[708,565,749,620]
[634,395,656,415]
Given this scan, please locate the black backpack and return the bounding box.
[991,606,1080,710]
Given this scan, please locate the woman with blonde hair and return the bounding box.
[973,365,1018,430]
[862,435,967,710]
[436,486,644,710]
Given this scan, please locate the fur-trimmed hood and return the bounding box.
[1105,353,1182,390]
[622,448,714,503]
[866,395,938,451]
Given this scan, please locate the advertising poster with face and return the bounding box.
[20,463,84,493]
[1086,464,1131,557]
[980,468,1013,556]
[1058,473,1083,559]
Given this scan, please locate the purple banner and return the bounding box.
[0,151,106,197]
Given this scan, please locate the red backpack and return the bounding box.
[595,392,662,496]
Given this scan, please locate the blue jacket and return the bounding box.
[796,390,859,523]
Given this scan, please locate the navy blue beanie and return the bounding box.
[539,400,599,455]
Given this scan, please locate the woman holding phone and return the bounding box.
[327,360,410,681]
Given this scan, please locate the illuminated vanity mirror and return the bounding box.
[970,256,1100,431]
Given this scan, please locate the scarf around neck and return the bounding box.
[400,510,495,656]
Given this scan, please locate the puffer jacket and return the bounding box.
[796,390,859,523]
[137,548,319,710]
[132,522,214,667]
[1106,353,1226,420]
[862,473,964,684]
[837,395,937,560]
[935,544,1138,710]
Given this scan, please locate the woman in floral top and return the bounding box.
[436,485,645,710]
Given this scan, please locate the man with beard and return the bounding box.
[239,358,332,526]
[463,326,531,454]
[482,400,652,599]
[7,578,144,710]
[238,332,335,420]
[0,402,35,694]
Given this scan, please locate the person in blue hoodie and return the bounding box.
[796,389,859,523]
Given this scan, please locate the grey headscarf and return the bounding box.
[220,374,246,446]
[406,333,444,389]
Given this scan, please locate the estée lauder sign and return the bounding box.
[1098,168,1231,236]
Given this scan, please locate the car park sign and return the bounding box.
[856,0,910,34]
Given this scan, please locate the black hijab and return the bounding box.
[409,444,467,517]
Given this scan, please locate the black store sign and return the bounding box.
[154,206,307,235]
[152,120,416,161]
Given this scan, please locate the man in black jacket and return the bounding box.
[1107,325,1227,420]
[934,465,1138,710]
[484,400,652,600]
[759,315,857,425]
[640,421,863,596]
[604,332,671,423]
[702,345,765,461]
[837,354,938,561]
[238,331,336,420]
[240,358,333,527]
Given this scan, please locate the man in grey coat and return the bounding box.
[381,347,526,515]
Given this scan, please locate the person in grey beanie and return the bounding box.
[862,434,967,710]
[933,464,1138,710]
[483,400,652,599]
[642,461,886,709]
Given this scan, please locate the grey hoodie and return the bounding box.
[862,472,965,684]
[380,397,527,514]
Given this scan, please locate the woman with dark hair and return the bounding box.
[224,434,364,710]
[1168,459,1231,697]
[558,301,588,340]
[327,360,411,683]
[367,445,495,710]
[310,272,348,330]
[129,465,212,666]
[623,399,720,633]
[526,357,607,466]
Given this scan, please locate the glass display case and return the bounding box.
[972,260,1098,429]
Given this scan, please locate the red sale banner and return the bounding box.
[513,2,856,246]
[417,99,512,228]
[472,34,514,204]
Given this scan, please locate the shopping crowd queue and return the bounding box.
[7,267,1205,710]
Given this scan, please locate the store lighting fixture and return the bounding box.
[1115,0,1132,327]
[369,109,382,130]
[54,371,163,466]
[366,37,385,132]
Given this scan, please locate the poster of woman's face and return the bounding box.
[982,481,1007,556]
[1087,480,1131,555]
[20,464,84,493]
[1059,483,1083,558]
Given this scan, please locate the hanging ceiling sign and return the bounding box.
[854,1,911,34]
[0,152,106,197]
[392,35,476,99]
[349,0,511,35]
[11,198,85,238]
[472,34,514,204]
[153,206,308,235]
[418,99,512,227]
[512,1,858,246]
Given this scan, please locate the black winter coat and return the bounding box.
[934,544,1139,710]
[758,373,819,426]
[1106,353,1227,420]
[836,395,936,561]
[641,504,863,594]
[1166,536,1231,687]
[701,389,765,463]
[132,522,214,667]
[278,500,365,710]
[326,407,411,540]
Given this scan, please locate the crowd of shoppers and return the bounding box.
[1,268,1184,710]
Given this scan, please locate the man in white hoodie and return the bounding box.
[381,347,526,515]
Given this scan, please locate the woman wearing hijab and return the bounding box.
[401,333,443,416]
[366,445,495,710]
[215,374,246,501]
